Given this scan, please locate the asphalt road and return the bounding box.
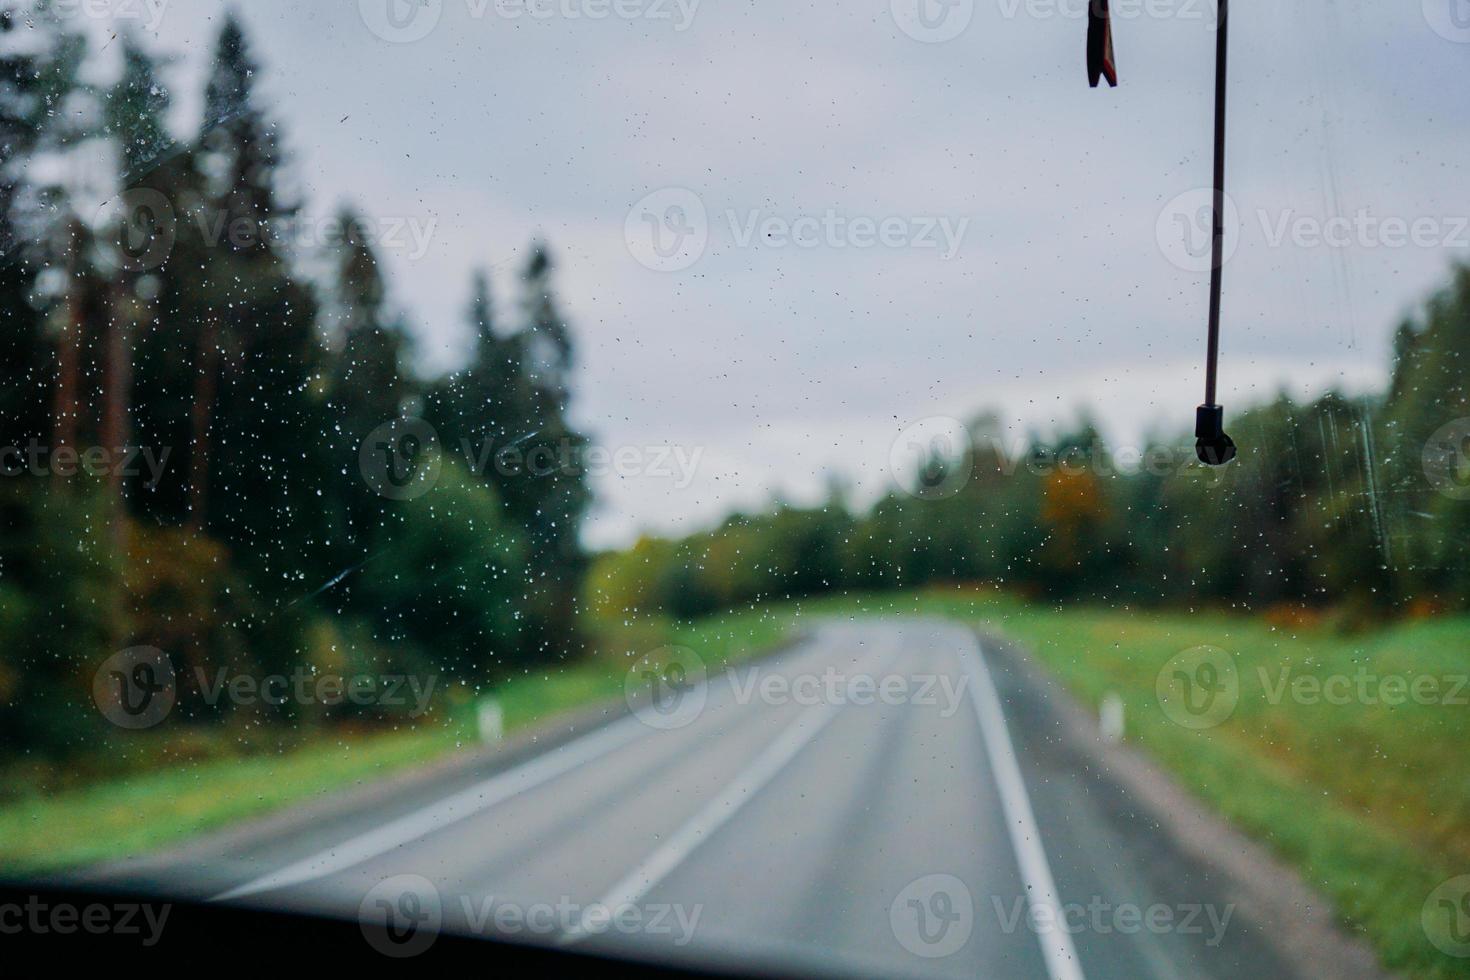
[106,620,1310,978]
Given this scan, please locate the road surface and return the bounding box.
[103,620,1311,978]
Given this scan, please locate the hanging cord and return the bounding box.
[1196,0,1237,465]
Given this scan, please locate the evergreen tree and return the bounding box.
[190,13,328,611]
[1378,265,1470,600]
[428,253,592,657]
[0,8,85,449]
[520,244,574,406]
[329,207,411,431]
[0,10,121,754]
[105,32,175,182]
[507,247,590,654]
[324,205,415,563]
[427,267,535,460]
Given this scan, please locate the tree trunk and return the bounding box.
[189,316,220,532]
[51,220,83,482]
[101,279,133,551]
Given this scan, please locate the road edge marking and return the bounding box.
[961,634,1087,980]
[213,630,834,903]
[212,711,655,901]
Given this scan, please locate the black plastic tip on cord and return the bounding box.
[1195,404,1237,466]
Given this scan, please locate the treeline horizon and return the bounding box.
[3,6,1467,772]
[1,9,594,758]
[589,264,1470,623]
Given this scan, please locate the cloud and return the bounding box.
[134,0,1470,545]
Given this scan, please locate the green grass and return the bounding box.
[0,727,466,874]
[788,586,1470,980]
[5,590,1464,977]
[998,604,1470,980]
[0,605,799,875]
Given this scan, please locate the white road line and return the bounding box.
[215,630,837,903]
[561,641,896,946]
[561,701,843,945]
[213,711,656,901]
[961,634,1087,980]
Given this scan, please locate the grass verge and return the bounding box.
[6,589,1463,980]
[797,587,1468,980]
[0,605,796,875]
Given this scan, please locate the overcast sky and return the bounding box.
[66,0,1470,546]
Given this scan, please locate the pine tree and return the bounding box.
[330,206,410,428]
[424,254,592,659]
[187,13,328,620]
[508,246,590,654]
[105,33,175,182]
[520,244,574,408]
[0,8,85,449]
[428,267,534,463]
[0,10,124,752]
[325,206,415,556]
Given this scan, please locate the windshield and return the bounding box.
[3,1,1468,976]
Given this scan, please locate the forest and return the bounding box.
[1,9,590,756]
[590,271,1470,624]
[4,4,1468,770]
